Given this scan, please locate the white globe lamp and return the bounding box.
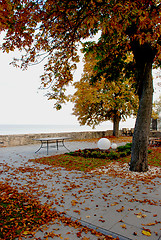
[97,138,111,150]
[111,143,117,149]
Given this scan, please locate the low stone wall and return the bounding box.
[0,130,113,147]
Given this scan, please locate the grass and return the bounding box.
[30,146,161,172]
[30,154,111,172]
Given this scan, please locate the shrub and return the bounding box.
[125,143,132,149]
[66,143,133,160]
[120,151,127,157]
[100,152,108,159]
[117,145,127,152]
[117,143,132,152]
[125,149,131,155]
[107,151,120,160]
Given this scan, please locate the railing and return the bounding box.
[121,128,134,136]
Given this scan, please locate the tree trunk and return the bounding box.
[152,118,157,131]
[130,43,156,172]
[113,115,120,137]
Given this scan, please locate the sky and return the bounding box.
[0,50,82,125]
[0,42,160,129]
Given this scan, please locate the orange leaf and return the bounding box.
[117,206,124,212]
[121,224,126,229]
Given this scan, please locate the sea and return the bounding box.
[0,123,113,135]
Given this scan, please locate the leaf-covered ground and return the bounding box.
[0,182,59,239]
[0,182,114,240]
[1,137,161,239]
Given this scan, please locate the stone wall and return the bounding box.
[0,130,113,147]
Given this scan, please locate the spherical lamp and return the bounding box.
[111,143,117,149]
[97,138,111,150]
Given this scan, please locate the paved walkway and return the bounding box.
[0,141,161,240]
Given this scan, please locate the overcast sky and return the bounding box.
[0,44,160,128]
[0,49,82,125]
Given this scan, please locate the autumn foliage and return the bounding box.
[71,43,138,137]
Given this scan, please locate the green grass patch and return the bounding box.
[30,144,161,172]
[147,147,161,167]
[31,154,110,172]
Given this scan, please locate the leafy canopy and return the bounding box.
[72,77,138,127]
[0,0,160,103]
[71,40,138,128]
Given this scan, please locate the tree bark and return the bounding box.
[152,118,157,131]
[113,114,120,137]
[130,42,156,172]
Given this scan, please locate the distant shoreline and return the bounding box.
[0,121,135,135]
[0,124,113,136]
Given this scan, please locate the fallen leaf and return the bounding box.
[121,224,127,229]
[71,200,78,206]
[111,202,118,206]
[142,230,151,236]
[142,222,156,226]
[85,207,90,211]
[22,231,31,235]
[73,210,80,214]
[135,212,146,218]
[77,231,82,237]
[99,219,105,223]
[117,206,124,212]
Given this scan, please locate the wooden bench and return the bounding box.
[149,138,161,146]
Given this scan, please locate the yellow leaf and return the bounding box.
[142,230,151,236]
[22,231,30,235]
[121,224,126,229]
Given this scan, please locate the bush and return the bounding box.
[107,151,120,160]
[90,151,100,158]
[66,143,133,160]
[117,145,126,152]
[120,151,127,157]
[117,143,132,152]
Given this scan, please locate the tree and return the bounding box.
[72,77,138,137]
[0,0,161,172]
[71,42,138,137]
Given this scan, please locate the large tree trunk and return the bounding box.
[130,42,156,172]
[113,115,120,137]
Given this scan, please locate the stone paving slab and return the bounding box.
[0,141,161,240]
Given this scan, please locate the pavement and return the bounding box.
[0,140,161,240]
